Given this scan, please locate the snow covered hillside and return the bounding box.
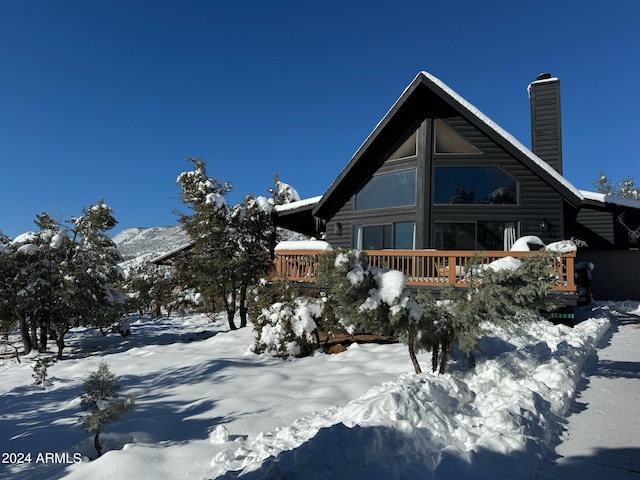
[1,302,638,479]
[113,226,190,262]
[113,225,306,271]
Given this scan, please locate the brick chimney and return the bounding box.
[529,73,563,174]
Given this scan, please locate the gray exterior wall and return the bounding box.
[577,249,640,301]
[566,204,640,250]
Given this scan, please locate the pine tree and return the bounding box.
[3,202,124,358]
[316,249,387,334]
[618,175,640,200]
[318,249,561,374]
[401,291,456,374]
[122,262,176,317]
[229,194,274,327]
[176,158,273,329]
[0,234,19,343]
[176,158,237,327]
[32,355,57,386]
[592,170,640,199]
[50,201,124,358]
[446,252,561,367]
[80,361,136,457]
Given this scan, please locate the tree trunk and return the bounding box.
[29,315,38,352]
[54,324,69,360]
[431,341,440,373]
[15,307,32,355]
[94,430,102,457]
[407,329,422,374]
[39,313,50,351]
[222,286,237,330]
[56,336,65,360]
[438,337,454,375]
[239,284,248,328]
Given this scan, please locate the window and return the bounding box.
[388,131,417,161]
[394,222,416,249]
[355,169,416,211]
[354,222,416,250]
[435,221,518,250]
[434,119,481,154]
[434,167,517,205]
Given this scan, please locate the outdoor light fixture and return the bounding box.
[333,222,343,236]
[539,218,547,233]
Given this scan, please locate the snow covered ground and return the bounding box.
[537,302,640,479]
[1,301,638,479]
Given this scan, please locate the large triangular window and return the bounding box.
[434,119,481,154]
[388,130,417,161]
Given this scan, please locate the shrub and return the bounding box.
[253,296,323,358]
[80,361,136,458]
[32,355,57,386]
[442,252,562,368]
[318,249,562,374]
[317,249,400,336]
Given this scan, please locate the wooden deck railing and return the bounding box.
[270,249,576,292]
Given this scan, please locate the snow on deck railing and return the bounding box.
[269,249,577,292]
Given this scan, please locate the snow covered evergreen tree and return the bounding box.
[318,249,562,374]
[592,170,640,199]
[253,296,322,358]
[80,361,136,457]
[444,252,562,368]
[2,202,124,358]
[269,173,301,205]
[229,194,274,327]
[0,233,18,341]
[122,262,175,317]
[395,291,455,374]
[176,158,274,329]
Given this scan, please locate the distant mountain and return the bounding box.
[113,224,310,274]
[113,226,191,267]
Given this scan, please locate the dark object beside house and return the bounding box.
[574,261,594,306]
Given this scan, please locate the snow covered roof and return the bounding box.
[274,240,332,251]
[149,241,195,265]
[580,189,640,209]
[314,71,584,216]
[420,72,583,202]
[274,196,322,213]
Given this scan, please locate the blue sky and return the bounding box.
[1,1,638,238]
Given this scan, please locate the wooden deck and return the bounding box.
[270,249,577,292]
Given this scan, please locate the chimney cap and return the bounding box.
[536,72,552,81]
